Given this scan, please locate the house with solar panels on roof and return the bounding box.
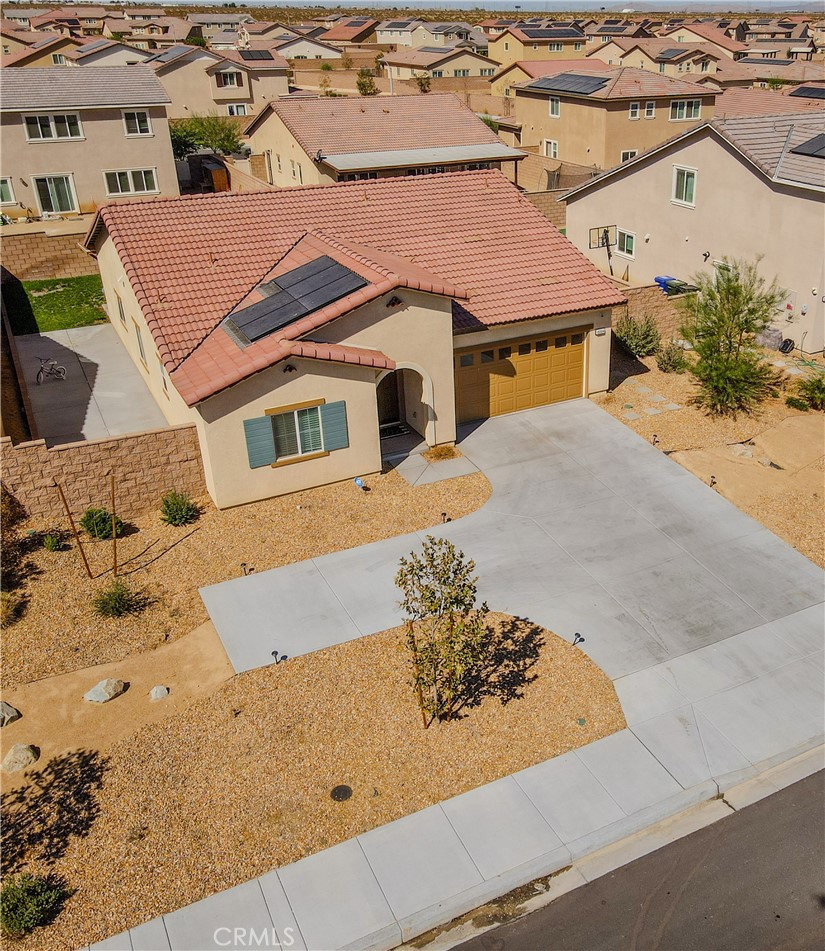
[509,67,717,170]
[488,26,588,69]
[0,65,178,219]
[81,171,625,507]
[564,112,825,354]
[143,45,290,120]
[244,94,524,187]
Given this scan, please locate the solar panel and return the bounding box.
[790,133,825,159]
[520,28,583,39]
[225,256,368,344]
[790,85,825,99]
[418,46,447,53]
[529,73,609,95]
[384,21,412,28]
[79,39,110,52]
[239,49,273,60]
[658,48,685,59]
[740,56,793,64]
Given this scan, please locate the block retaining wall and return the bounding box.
[615,282,693,340]
[1,231,99,281]
[1,425,207,522]
[524,189,567,231]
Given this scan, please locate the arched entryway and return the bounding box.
[376,364,435,447]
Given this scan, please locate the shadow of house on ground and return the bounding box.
[1,267,39,335]
[1,749,108,874]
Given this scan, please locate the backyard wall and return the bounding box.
[524,189,567,231]
[1,221,98,281]
[614,281,692,340]
[0,424,207,521]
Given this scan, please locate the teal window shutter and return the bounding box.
[243,416,277,468]
[320,401,349,451]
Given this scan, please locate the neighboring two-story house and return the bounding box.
[587,38,723,79]
[145,45,290,120]
[488,27,588,68]
[244,94,525,187]
[0,66,178,217]
[659,23,749,59]
[381,47,498,81]
[374,20,423,47]
[491,58,611,99]
[510,67,716,169]
[564,112,825,353]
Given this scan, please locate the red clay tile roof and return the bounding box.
[245,93,501,155]
[715,86,825,117]
[502,58,612,79]
[319,17,377,41]
[520,66,716,100]
[85,171,625,403]
[661,23,749,52]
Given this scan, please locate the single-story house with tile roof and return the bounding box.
[380,46,499,80]
[244,94,525,186]
[319,17,377,45]
[82,171,625,507]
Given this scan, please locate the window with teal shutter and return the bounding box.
[243,416,277,468]
[320,401,349,451]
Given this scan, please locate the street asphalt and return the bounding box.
[458,771,825,951]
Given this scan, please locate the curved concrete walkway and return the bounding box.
[92,400,824,951]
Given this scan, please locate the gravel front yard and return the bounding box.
[593,345,825,568]
[4,613,624,950]
[2,469,491,689]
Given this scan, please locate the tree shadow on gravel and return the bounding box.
[452,615,545,718]
[1,749,108,874]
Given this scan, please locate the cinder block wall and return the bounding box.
[524,190,567,231]
[2,232,100,281]
[1,425,207,521]
[616,283,692,340]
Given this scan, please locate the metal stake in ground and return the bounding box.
[110,471,118,577]
[54,479,92,579]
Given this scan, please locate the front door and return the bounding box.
[376,372,401,429]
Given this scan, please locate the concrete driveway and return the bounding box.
[15,324,168,446]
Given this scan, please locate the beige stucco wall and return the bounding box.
[663,28,737,58]
[387,51,496,79]
[246,113,328,186]
[283,38,341,58]
[454,307,616,395]
[2,37,79,65]
[0,106,178,213]
[513,89,713,168]
[565,129,825,353]
[489,35,586,68]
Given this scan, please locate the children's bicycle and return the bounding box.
[35,356,66,385]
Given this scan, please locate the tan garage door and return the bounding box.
[455,328,588,423]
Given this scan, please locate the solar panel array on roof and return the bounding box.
[529,73,609,95]
[348,18,369,26]
[790,133,825,159]
[155,46,184,61]
[78,38,110,52]
[658,47,685,59]
[790,85,825,99]
[418,46,447,53]
[239,49,274,60]
[384,20,412,28]
[740,56,793,64]
[520,28,583,39]
[225,256,368,345]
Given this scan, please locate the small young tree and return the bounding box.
[413,72,431,93]
[341,52,353,69]
[680,257,784,416]
[169,119,200,161]
[356,67,379,96]
[319,73,333,96]
[767,77,783,90]
[396,536,490,727]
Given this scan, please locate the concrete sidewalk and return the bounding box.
[93,401,824,950]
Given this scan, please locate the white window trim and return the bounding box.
[616,228,636,259]
[670,98,702,121]
[672,164,697,207]
[217,69,242,87]
[103,167,160,197]
[121,109,153,137]
[227,103,248,116]
[549,96,560,118]
[0,176,15,206]
[51,53,65,65]
[273,405,325,459]
[32,172,78,215]
[23,113,84,142]
[542,139,558,159]
[620,149,638,163]
[628,101,640,119]
[644,100,656,118]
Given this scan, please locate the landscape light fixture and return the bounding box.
[573,632,585,646]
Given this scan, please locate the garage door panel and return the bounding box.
[456,327,589,423]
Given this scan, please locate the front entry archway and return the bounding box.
[376,365,435,445]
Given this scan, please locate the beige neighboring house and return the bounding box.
[102,16,202,50]
[244,94,524,186]
[0,66,178,217]
[408,22,476,47]
[0,23,58,56]
[488,27,587,68]
[587,38,723,79]
[564,112,825,353]
[81,171,624,508]
[269,34,342,60]
[185,13,254,42]
[1,32,83,65]
[65,38,154,66]
[491,58,611,98]
[511,67,716,169]
[381,46,498,81]
[659,23,749,59]
[144,45,290,120]
[374,19,423,46]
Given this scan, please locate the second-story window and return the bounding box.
[51,53,65,65]
[123,110,151,136]
[628,101,640,119]
[24,113,82,141]
[549,96,560,118]
[670,99,701,120]
[216,70,243,88]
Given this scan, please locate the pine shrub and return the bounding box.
[93,579,147,618]
[80,507,123,540]
[797,374,825,411]
[160,491,200,527]
[0,874,69,937]
[614,313,661,357]
[656,342,689,373]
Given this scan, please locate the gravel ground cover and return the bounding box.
[2,469,491,688]
[593,345,825,568]
[4,613,624,951]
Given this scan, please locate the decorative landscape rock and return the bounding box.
[83,678,127,704]
[731,444,753,459]
[2,743,38,773]
[149,685,169,701]
[0,701,21,727]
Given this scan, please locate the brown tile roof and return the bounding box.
[0,65,170,109]
[715,86,825,117]
[506,58,613,79]
[217,48,290,70]
[84,171,625,403]
[246,94,501,157]
[381,46,493,68]
[520,66,716,100]
[662,23,749,52]
[0,33,80,64]
[319,18,377,41]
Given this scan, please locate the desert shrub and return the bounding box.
[614,313,661,357]
[356,68,378,96]
[480,114,499,133]
[320,61,332,71]
[160,490,200,526]
[680,257,784,416]
[0,874,69,937]
[80,507,124,540]
[423,445,459,463]
[42,533,62,552]
[413,72,431,93]
[797,374,825,411]
[1,590,24,626]
[656,342,689,373]
[92,579,147,618]
[785,395,810,412]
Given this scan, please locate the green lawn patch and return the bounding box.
[10,276,107,334]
